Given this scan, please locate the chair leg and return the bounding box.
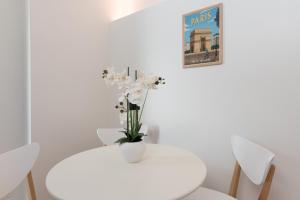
[259,165,276,200]
[228,162,241,198]
[27,171,37,200]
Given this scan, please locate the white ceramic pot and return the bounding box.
[119,141,146,163]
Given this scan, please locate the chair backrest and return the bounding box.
[229,135,275,200]
[97,125,148,145]
[231,135,275,185]
[97,128,125,145]
[0,143,40,199]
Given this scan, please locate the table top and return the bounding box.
[46,144,207,200]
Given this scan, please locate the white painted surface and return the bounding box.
[46,144,207,200]
[25,0,32,144]
[0,0,27,199]
[0,0,26,155]
[30,0,112,199]
[231,135,275,185]
[109,0,300,199]
[109,0,165,21]
[0,143,39,199]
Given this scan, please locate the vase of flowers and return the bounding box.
[102,67,165,163]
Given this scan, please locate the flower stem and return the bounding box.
[126,97,129,136]
[139,89,149,122]
[134,70,139,132]
[126,67,130,135]
[130,108,133,134]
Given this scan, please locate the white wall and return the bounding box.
[110,0,300,199]
[0,0,27,154]
[109,0,165,21]
[0,0,27,199]
[30,0,112,199]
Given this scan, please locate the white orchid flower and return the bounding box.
[102,67,165,128]
[127,82,145,106]
[119,112,127,124]
[102,67,130,87]
[118,95,125,103]
[117,75,132,90]
[137,72,160,89]
[118,90,130,103]
[102,67,117,85]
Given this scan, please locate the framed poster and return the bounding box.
[183,3,223,68]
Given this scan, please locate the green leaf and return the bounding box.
[119,130,128,137]
[115,137,130,144]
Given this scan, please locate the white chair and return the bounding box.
[97,125,149,145]
[0,143,40,200]
[183,135,275,200]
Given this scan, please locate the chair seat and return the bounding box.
[182,187,237,200]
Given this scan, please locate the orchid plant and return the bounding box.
[102,67,165,144]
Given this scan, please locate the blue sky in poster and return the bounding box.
[184,6,219,44]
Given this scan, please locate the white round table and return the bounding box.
[46,144,207,200]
